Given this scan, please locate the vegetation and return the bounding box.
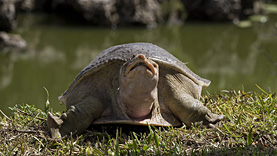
[0,88,276,155]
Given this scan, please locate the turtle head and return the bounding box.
[119,54,159,120]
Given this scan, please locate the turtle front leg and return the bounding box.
[160,72,224,128]
[167,94,224,127]
[47,97,106,138]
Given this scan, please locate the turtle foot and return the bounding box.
[204,112,224,128]
[47,112,63,139]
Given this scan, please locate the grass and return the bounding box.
[0,89,276,155]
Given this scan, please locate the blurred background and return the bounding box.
[0,0,276,115]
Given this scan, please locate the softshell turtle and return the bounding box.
[47,42,223,138]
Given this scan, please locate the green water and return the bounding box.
[1,13,276,116]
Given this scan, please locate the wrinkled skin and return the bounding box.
[47,45,223,139]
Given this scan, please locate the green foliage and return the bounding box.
[0,89,276,155]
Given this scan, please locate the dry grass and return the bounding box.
[0,88,276,155]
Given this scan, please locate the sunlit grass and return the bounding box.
[0,89,276,155]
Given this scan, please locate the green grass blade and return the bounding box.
[247,126,253,146]
[132,132,140,145]
[154,132,159,148]
[115,129,119,156]
[147,123,153,145]
[142,145,149,151]
[43,87,50,114]
[235,114,242,126]
[220,107,234,124]
[154,132,160,155]
[255,84,268,95]
[223,123,233,136]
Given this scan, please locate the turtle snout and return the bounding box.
[137,54,145,59]
[123,54,159,78]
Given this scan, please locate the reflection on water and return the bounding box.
[0,13,276,115]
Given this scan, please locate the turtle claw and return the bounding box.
[47,112,63,139]
[204,113,224,128]
[49,128,62,139]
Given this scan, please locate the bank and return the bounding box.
[0,89,276,155]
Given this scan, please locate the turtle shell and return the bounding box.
[61,43,210,97]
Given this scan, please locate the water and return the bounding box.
[1,13,276,116]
